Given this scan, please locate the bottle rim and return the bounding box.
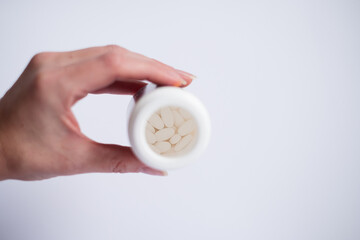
[128,86,211,170]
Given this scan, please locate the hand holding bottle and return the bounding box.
[0,45,194,180]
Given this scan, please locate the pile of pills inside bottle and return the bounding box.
[145,106,197,156]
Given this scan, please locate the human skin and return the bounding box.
[0,45,194,181]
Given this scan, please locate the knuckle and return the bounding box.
[29,52,53,68]
[100,50,122,70]
[105,44,126,54]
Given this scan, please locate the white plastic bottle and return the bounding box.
[128,84,211,171]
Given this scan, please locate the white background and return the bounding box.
[0,0,360,239]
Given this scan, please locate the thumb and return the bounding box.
[82,142,167,176]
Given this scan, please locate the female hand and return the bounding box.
[0,45,194,180]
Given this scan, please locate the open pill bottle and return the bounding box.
[128,84,211,171]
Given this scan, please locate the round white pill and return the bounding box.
[178,119,195,136]
[174,134,193,152]
[148,113,164,130]
[155,128,175,141]
[154,141,171,153]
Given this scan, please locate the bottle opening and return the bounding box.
[145,106,198,157]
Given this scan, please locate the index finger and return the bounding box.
[58,47,193,99]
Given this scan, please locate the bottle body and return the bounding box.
[128,84,211,171]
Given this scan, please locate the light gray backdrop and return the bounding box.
[0,0,359,239]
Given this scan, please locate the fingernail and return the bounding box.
[176,69,196,81]
[180,79,188,86]
[141,167,168,176]
[174,79,187,87]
